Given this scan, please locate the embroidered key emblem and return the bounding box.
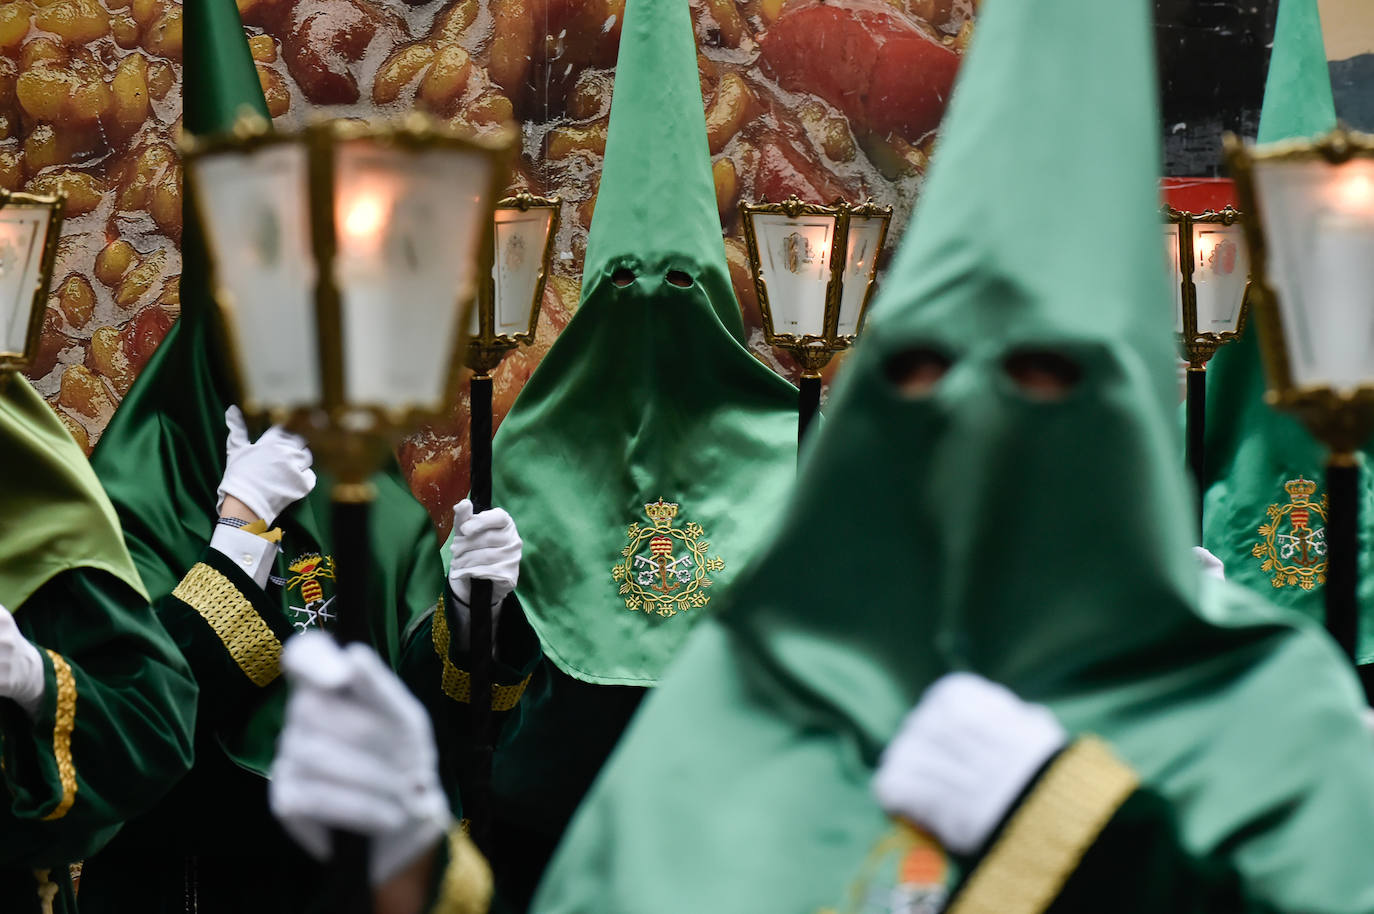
[611,498,725,617]
[1253,476,1328,590]
[285,552,338,631]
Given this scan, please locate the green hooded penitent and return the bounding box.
[78,3,440,911]
[0,382,198,914]
[89,0,439,776]
[533,0,1374,910]
[1199,0,1374,664]
[470,0,799,685]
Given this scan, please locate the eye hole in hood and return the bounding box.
[1003,348,1083,401]
[612,268,637,287]
[884,346,953,398]
[666,270,692,288]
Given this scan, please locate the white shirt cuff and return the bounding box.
[210,525,278,590]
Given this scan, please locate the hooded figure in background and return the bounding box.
[78,1,443,910]
[1198,0,1374,690]
[423,0,799,901]
[0,372,197,914]
[532,0,1374,910]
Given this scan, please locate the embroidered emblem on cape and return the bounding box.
[611,498,725,617]
[832,824,950,914]
[285,552,338,631]
[1253,476,1328,590]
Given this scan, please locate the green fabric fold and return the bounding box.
[0,375,147,610]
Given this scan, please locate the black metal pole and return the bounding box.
[328,482,376,914]
[1185,367,1206,533]
[1324,456,1360,665]
[467,374,495,852]
[798,374,822,453]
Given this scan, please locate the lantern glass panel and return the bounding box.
[1163,222,1184,335]
[334,139,495,407]
[1190,221,1248,333]
[836,214,884,336]
[750,212,835,337]
[493,206,553,336]
[1254,157,1374,390]
[192,143,319,407]
[0,203,54,356]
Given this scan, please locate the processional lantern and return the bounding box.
[462,189,560,850]
[1225,124,1374,665]
[1163,203,1252,519]
[0,190,64,375]
[183,113,509,472]
[739,195,892,446]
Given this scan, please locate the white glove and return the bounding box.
[0,606,46,718]
[216,405,316,525]
[872,672,1067,855]
[447,498,521,632]
[1193,546,1226,581]
[270,632,451,886]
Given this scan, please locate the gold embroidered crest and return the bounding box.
[1252,477,1328,590]
[611,498,725,617]
[285,552,338,631]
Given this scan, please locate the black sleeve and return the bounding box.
[945,737,1277,914]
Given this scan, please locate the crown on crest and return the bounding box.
[1284,477,1318,502]
[644,498,680,529]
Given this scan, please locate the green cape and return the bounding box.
[1200,0,1374,662]
[0,373,147,611]
[91,0,441,773]
[459,0,799,684]
[533,0,1374,910]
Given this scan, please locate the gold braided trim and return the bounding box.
[432,598,530,711]
[172,562,281,687]
[430,825,492,914]
[945,736,1139,914]
[40,651,77,822]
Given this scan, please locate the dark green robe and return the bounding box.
[79,495,440,914]
[0,569,197,914]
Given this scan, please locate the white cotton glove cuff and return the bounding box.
[216,406,317,525]
[270,633,452,885]
[1192,546,1226,582]
[0,608,45,718]
[871,673,1067,855]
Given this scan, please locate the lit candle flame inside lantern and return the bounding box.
[1338,171,1374,214]
[342,192,388,246]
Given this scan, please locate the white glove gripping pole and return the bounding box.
[271,632,451,886]
[0,607,45,717]
[872,672,1067,855]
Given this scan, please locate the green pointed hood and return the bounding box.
[92,0,441,774]
[580,0,741,338]
[476,0,798,684]
[533,0,1374,910]
[1201,0,1374,662]
[0,374,147,611]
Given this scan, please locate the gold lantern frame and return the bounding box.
[739,194,893,375]
[0,190,66,375]
[466,191,562,375]
[1162,203,1252,370]
[1224,124,1374,456]
[182,112,514,466]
